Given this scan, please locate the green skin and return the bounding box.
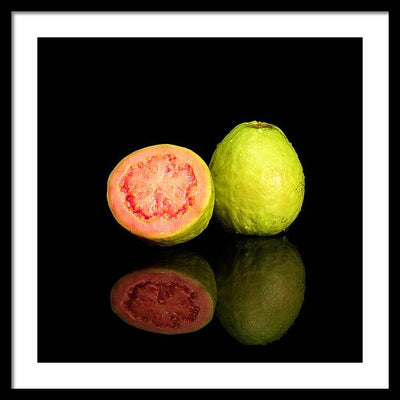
[216,237,306,345]
[209,121,305,235]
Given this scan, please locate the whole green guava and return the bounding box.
[215,237,306,345]
[209,121,305,235]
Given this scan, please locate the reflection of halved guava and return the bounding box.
[110,250,217,335]
[216,237,305,345]
[107,144,215,246]
[209,121,305,235]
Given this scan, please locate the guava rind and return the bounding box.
[215,237,306,345]
[107,144,215,247]
[110,250,217,334]
[209,121,305,235]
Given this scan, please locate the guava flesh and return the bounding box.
[122,276,200,330]
[119,153,197,221]
[216,237,306,345]
[110,251,217,334]
[107,144,215,246]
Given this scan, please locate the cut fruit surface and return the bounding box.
[110,251,217,334]
[119,153,197,220]
[107,144,215,246]
[124,278,200,329]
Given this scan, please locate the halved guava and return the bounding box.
[209,121,305,235]
[216,237,305,345]
[107,144,215,246]
[110,251,217,334]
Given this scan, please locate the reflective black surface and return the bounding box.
[37,37,362,363]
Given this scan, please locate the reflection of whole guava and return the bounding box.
[209,121,305,235]
[216,237,306,345]
[110,250,217,334]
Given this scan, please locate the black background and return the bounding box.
[37,37,362,363]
